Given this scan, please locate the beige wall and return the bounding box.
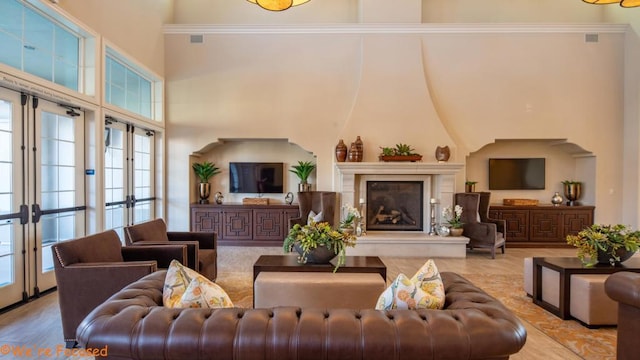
[164,26,627,227]
[55,0,640,230]
[57,0,172,76]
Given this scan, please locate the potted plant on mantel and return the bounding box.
[192,161,221,204]
[290,161,316,192]
[283,221,357,272]
[566,224,640,267]
[379,143,423,162]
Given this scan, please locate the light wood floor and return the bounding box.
[0,246,586,359]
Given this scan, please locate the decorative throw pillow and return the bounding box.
[175,276,234,308]
[163,260,233,309]
[307,210,323,225]
[375,259,445,310]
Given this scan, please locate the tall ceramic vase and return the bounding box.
[198,183,211,204]
[335,139,348,162]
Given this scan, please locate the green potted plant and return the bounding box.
[289,161,316,192]
[566,224,640,266]
[283,221,357,272]
[192,161,221,203]
[378,143,422,162]
[465,181,477,193]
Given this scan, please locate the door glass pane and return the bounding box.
[0,96,13,288]
[134,132,153,223]
[105,126,126,235]
[40,111,78,273]
[135,201,151,223]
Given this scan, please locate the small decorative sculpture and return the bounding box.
[285,192,294,205]
[435,146,450,162]
[214,192,224,204]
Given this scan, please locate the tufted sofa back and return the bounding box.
[77,271,526,360]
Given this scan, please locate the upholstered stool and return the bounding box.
[254,272,386,309]
[523,257,559,307]
[570,274,618,326]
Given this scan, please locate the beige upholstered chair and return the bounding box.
[52,230,187,348]
[289,191,338,228]
[124,218,218,280]
[455,192,506,259]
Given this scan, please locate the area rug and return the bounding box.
[461,273,616,360]
[216,271,616,360]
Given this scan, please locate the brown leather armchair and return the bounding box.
[51,229,187,348]
[124,218,218,281]
[454,192,506,259]
[289,191,338,228]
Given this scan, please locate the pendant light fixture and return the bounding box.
[247,0,310,11]
[582,0,640,7]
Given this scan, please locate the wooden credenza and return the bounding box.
[489,205,595,247]
[190,203,300,246]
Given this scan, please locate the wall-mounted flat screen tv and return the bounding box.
[229,162,284,194]
[488,158,545,190]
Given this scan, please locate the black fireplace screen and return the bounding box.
[366,181,423,231]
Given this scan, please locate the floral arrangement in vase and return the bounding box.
[442,205,464,229]
[340,203,361,230]
[283,221,357,272]
[566,224,640,266]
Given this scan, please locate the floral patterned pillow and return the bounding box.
[375,259,445,310]
[163,260,233,309]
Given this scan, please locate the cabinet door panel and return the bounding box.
[563,210,593,238]
[191,208,222,234]
[490,209,529,242]
[530,210,563,242]
[223,210,252,240]
[254,209,285,241]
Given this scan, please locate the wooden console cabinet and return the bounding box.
[191,203,300,246]
[489,205,595,247]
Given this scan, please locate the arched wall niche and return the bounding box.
[464,139,595,206]
[189,139,316,205]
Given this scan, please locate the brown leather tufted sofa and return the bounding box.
[605,271,640,360]
[77,271,526,360]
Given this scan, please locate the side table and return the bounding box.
[532,256,640,319]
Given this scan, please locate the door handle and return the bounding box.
[32,203,42,224]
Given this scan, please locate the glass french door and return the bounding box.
[105,119,154,240]
[0,86,85,309]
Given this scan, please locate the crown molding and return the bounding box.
[164,23,629,35]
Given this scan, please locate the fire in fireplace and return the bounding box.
[365,181,423,231]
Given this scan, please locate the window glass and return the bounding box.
[105,53,153,119]
[0,0,80,92]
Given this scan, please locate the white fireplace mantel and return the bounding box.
[335,161,468,257]
[335,162,464,175]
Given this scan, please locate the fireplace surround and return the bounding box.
[335,162,469,257]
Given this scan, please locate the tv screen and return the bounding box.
[229,162,284,194]
[489,158,545,190]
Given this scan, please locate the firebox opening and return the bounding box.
[366,181,423,231]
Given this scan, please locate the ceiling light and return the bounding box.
[582,0,640,7]
[247,0,310,11]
